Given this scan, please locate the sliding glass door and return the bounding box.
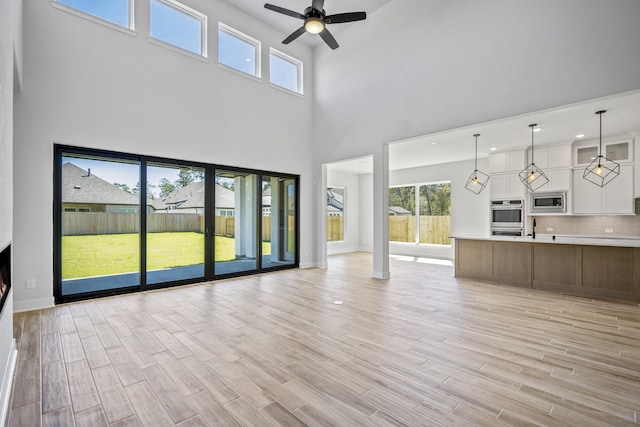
[214,170,258,275]
[146,163,205,285]
[58,153,141,296]
[261,176,297,268]
[55,146,299,303]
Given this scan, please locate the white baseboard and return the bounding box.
[372,270,390,279]
[13,297,55,313]
[327,246,360,256]
[299,261,318,269]
[0,339,17,427]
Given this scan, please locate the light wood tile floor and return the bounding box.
[9,253,640,426]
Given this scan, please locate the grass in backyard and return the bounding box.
[62,232,271,279]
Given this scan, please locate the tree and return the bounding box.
[215,175,235,190]
[158,178,176,197]
[389,186,415,213]
[175,168,204,189]
[420,183,451,215]
[113,183,132,194]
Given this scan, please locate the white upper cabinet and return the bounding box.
[548,145,572,168]
[527,144,571,170]
[572,164,634,214]
[524,144,572,193]
[490,173,525,199]
[489,150,526,174]
[489,149,527,199]
[573,137,633,167]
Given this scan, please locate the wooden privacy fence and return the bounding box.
[389,215,451,245]
[63,212,205,236]
[327,217,344,241]
[63,213,292,241]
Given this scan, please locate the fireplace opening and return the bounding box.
[0,244,10,315]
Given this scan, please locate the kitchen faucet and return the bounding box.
[532,217,536,239]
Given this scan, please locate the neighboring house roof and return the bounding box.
[327,205,342,214]
[327,188,344,211]
[62,162,142,206]
[152,182,237,210]
[153,181,205,210]
[388,206,412,215]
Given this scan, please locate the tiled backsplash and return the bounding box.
[529,215,640,237]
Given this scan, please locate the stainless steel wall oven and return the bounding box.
[491,199,524,236]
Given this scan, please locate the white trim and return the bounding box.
[0,339,17,427]
[13,297,55,313]
[299,261,319,269]
[269,47,304,95]
[372,270,390,279]
[149,0,208,58]
[218,22,262,79]
[147,37,209,63]
[269,82,305,99]
[51,1,137,36]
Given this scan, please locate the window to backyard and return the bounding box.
[270,48,303,94]
[389,182,451,245]
[218,23,260,77]
[56,0,132,29]
[327,187,344,242]
[150,0,207,56]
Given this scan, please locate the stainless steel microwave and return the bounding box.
[530,191,566,213]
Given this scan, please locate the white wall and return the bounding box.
[313,0,640,163]
[312,0,640,271]
[327,169,362,254]
[0,0,17,422]
[13,0,315,311]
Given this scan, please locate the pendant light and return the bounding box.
[464,133,489,194]
[519,123,549,192]
[583,110,620,187]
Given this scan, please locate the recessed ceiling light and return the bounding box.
[490,147,497,151]
[576,133,586,138]
[431,142,437,145]
[533,127,542,132]
[245,58,251,62]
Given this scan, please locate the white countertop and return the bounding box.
[451,234,640,248]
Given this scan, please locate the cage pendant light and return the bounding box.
[464,133,490,194]
[583,110,620,187]
[519,123,549,192]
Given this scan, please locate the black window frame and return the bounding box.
[54,144,300,304]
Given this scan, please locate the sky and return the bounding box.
[62,156,193,193]
[58,0,299,90]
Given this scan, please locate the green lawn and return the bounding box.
[62,232,271,279]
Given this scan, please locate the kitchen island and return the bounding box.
[453,235,640,302]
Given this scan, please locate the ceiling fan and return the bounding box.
[264,0,366,50]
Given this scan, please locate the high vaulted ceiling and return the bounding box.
[329,90,640,174]
[223,0,392,47]
[222,2,640,175]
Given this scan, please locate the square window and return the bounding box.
[150,0,207,56]
[56,0,132,29]
[218,23,261,78]
[270,48,303,94]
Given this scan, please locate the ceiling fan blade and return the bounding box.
[319,28,339,50]
[264,3,305,19]
[325,11,367,24]
[312,0,325,12]
[282,26,306,44]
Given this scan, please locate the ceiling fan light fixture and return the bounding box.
[305,17,325,34]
